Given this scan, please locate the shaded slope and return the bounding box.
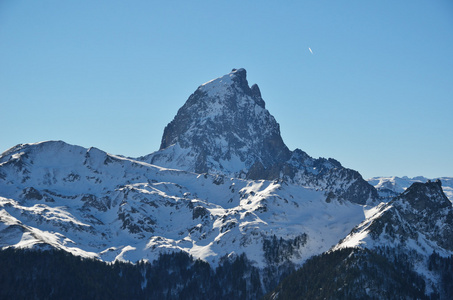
[141,68,378,204]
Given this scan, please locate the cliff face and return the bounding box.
[336,180,453,253]
[146,68,290,176]
[1,68,453,299]
[142,68,377,204]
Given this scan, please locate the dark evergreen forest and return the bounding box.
[0,248,267,300]
[264,247,453,300]
[1,247,452,299]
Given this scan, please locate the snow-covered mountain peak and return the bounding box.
[336,180,453,256]
[198,69,256,101]
[368,176,453,202]
[139,69,378,205]
[399,179,451,212]
[1,140,73,161]
[0,139,370,269]
[144,68,289,176]
[2,68,453,298]
[198,69,264,107]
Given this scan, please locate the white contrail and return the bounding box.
[309,47,313,54]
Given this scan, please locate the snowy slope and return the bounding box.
[2,68,452,298]
[142,68,290,176]
[0,141,367,267]
[333,180,453,293]
[141,69,378,205]
[336,180,453,254]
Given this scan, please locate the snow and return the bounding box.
[199,69,237,97]
[115,245,137,262]
[0,67,450,298]
[0,67,450,300]
[0,141,373,268]
[338,230,369,249]
[1,74,451,281]
[189,242,217,261]
[0,138,451,300]
[333,203,392,250]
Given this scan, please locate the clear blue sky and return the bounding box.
[1,0,452,179]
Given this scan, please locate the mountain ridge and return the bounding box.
[142,68,291,176]
[1,69,452,298]
[141,68,377,205]
[368,175,453,202]
[0,139,368,268]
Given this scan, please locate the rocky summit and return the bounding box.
[142,68,291,176]
[337,180,453,253]
[1,69,452,299]
[142,68,378,205]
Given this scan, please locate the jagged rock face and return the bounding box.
[149,68,291,175]
[400,180,451,212]
[142,69,377,204]
[284,149,378,205]
[368,176,453,202]
[337,180,453,253]
[0,141,368,267]
[392,180,453,250]
[332,180,453,296]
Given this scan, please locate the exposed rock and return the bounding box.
[22,187,43,200]
[192,206,209,219]
[337,180,453,252]
[142,69,378,204]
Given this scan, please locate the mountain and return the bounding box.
[336,180,453,254]
[0,140,370,265]
[1,69,452,298]
[141,68,378,205]
[0,140,372,298]
[264,247,431,300]
[267,180,453,299]
[349,179,453,297]
[141,68,290,176]
[368,175,453,202]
